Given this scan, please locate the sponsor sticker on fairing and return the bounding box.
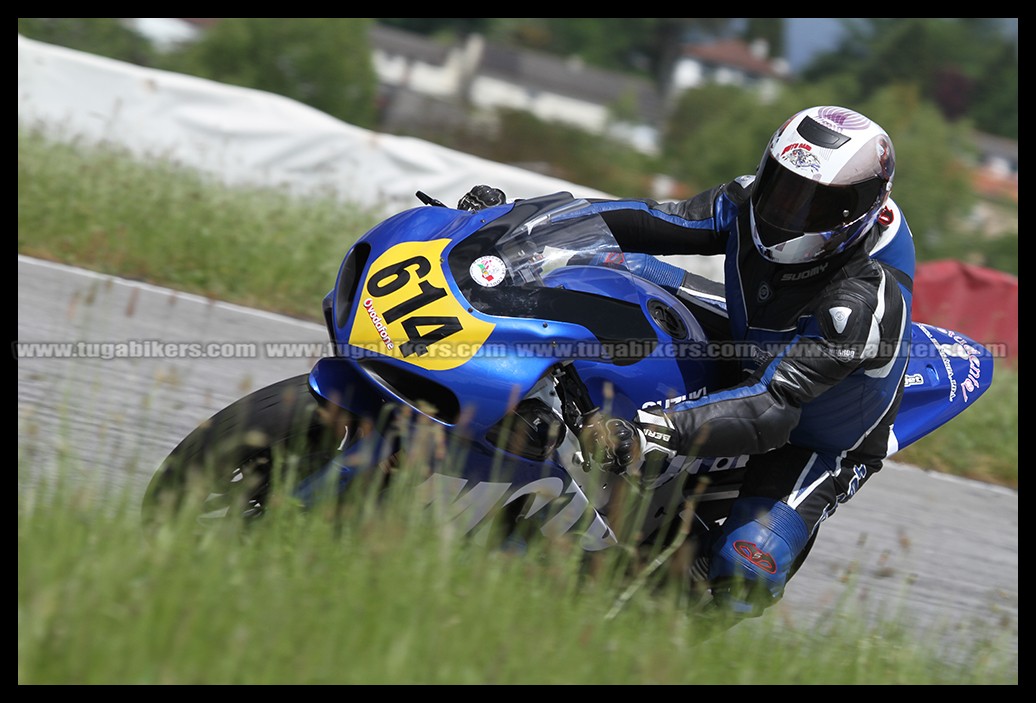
[470,255,507,288]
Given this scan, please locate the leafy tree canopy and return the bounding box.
[800,18,1017,138]
[18,18,158,66]
[164,18,379,129]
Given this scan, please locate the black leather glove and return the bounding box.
[585,417,639,474]
[584,408,681,475]
[458,185,506,212]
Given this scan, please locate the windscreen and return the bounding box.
[445,193,654,355]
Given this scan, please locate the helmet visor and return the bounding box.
[752,153,886,242]
[750,209,856,264]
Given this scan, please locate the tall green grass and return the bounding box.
[16,126,1018,488]
[19,455,1017,685]
[17,125,380,320]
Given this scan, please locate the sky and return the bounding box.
[783,18,846,73]
[782,18,1019,73]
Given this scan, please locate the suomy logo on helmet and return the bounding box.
[815,106,871,130]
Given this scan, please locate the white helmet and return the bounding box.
[750,106,895,265]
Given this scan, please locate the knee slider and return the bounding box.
[709,498,810,605]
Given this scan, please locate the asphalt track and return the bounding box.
[17,255,1018,664]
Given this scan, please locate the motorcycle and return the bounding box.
[143,190,994,592]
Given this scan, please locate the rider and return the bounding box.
[460,104,916,618]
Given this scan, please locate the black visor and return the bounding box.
[752,154,885,243]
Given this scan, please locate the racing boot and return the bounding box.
[706,497,811,618]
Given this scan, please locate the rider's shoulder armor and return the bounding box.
[815,277,879,347]
[724,174,755,207]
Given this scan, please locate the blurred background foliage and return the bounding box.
[18,18,1017,273]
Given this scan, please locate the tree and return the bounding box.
[170,18,379,129]
[969,40,1019,139]
[489,18,660,73]
[743,18,785,59]
[855,83,977,257]
[660,84,801,191]
[800,18,1018,139]
[18,18,157,66]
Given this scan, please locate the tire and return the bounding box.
[142,374,349,528]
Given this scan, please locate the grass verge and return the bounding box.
[18,456,1018,685]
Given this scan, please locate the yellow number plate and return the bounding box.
[348,239,495,371]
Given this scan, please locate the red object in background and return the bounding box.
[911,260,1018,361]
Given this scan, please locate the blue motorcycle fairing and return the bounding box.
[308,359,573,488]
[889,323,995,454]
[315,191,993,499]
[308,354,570,483]
[306,351,618,551]
[330,204,509,342]
[308,355,392,421]
[560,271,726,421]
[322,193,726,438]
[317,263,726,436]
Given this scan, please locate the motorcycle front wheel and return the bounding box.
[141,374,349,529]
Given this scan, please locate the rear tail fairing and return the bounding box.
[890,323,995,454]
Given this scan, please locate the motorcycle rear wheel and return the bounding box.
[141,374,349,529]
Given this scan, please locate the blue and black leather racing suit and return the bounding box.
[586,175,916,615]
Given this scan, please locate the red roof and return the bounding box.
[682,39,783,78]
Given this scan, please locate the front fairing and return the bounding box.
[309,194,725,550]
[324,192,716,432]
